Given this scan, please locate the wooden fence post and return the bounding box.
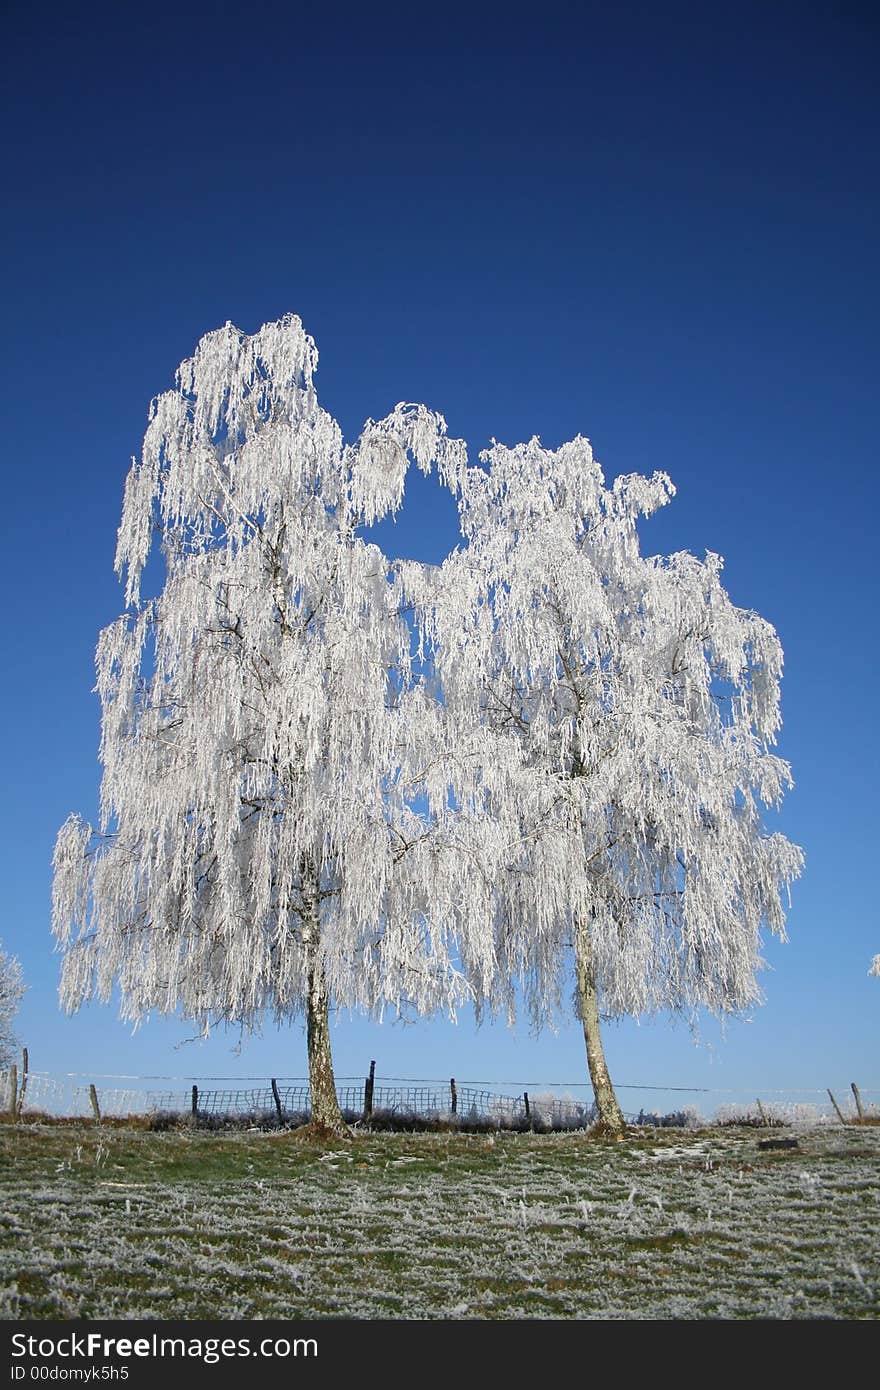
[851,1082,865,1122]
[363,1060,375,1123]
[450,1077,457,1115]
[17,1048,28,1117]
[827,1089,848,1126]
[7,1064,17,1119]
[523,1091,531,1127]
[191,1085,199,1123]
[89,1084,101,1124]
[271,1078,284,1126]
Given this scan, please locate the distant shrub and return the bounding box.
[714,1104,793,1128]
[634,1107,702,1129]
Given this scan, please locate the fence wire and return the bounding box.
[10,1070,879,1129]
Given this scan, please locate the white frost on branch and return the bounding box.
[54,312,805,1056]
[416,432,804,1028]
[0,942,24,1069]
[54,314,478,1038]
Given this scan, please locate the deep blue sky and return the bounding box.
[2,1,877,1117]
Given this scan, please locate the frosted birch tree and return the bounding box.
[51,314,472,1134]
[0,942,24,1071]
[427,435,804,1133]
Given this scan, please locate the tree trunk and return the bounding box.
[305,950,346,1133]
[301,862,346,1135]
[574,914,627,1135]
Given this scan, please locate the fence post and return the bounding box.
[7,1064,17,1119]
[191,1085,199,1124]
[270,1078,284,1126]
[450,1077,457,1115]
[827,1089,848,1126]
[17,1048,28,1117]
[363,1060,375,1124]
[851,1082,865,1122]
[523,1091,531,1128]
[89,1084,101,1124]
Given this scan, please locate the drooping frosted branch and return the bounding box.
[55,314,477,1037]
[0,942,24,1069]
[417,431,804,1027]
[54,314,804,1051]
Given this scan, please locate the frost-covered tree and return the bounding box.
[0,942,24,1071]
[52,314,472,1133]
[50,315,805,1136]
[427,435,804,1133]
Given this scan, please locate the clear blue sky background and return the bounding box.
[2,1,877,1116]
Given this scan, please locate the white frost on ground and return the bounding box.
[1,1123,878,1320]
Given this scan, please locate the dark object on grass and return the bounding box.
[758,1137,801,1150]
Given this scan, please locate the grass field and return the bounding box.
[1,1120,878,1320]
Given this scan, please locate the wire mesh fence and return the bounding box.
[144,1082,595,1128]
[9,1070,879,1130]
[15,1073,605,1128]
